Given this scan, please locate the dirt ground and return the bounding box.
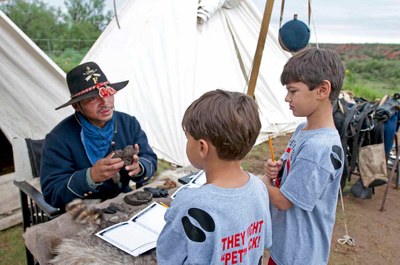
[244,133,400,265]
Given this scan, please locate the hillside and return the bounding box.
[319,43,400,61]
[309,43,400,99]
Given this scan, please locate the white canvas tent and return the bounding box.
[0,11,71,141]
[0,10,72,229]
[84,0,303,166]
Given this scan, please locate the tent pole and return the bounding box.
[247,0,275,97]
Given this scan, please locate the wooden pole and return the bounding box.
[247,0,275,97]
[380,134,399,211]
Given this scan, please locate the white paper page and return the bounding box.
[190,170,206,185]
[130,202,168,234]
[170,183,200,200]
[96,222,158,256]
[171,171,206,200]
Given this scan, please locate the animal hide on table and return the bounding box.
[24,172,187,265]
[49,200,158,265]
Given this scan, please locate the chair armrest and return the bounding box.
[14,180,61,218]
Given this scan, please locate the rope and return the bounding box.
[337,187,356,246]
[279,0,285,29]
[113,0,121,29]
[309,0,319,48]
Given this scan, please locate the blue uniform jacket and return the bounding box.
[40,111,157,210]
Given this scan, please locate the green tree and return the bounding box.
[61,0,112,51]
[1,0,112,70]
[1,0,61,52]
[64,0,112,30]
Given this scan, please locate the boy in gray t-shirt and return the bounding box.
[157,89,272,264]
[263,48,345,265]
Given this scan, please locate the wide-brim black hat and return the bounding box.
[55,61,129,110]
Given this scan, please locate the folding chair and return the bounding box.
[13,138,61,265]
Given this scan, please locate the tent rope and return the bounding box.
[309,0,319,48]
[337,186,355,246]
[113,0,121,29]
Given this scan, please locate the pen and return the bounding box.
[159,202,170,208]
[268,135,280,188]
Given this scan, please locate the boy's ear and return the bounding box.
[199,139,209,159]
[317,80,331,99]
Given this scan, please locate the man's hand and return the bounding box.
[125,144,141,177]
[90,153,125,183]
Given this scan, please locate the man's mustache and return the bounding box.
[98,106,114,112]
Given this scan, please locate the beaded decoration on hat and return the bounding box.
[55,62,129,110]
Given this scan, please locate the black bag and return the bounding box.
[375,94,400,121]
[350,178,372,199]
[333,97,378,188]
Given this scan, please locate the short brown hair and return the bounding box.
[182,89,261,160]
[281,48,345,101]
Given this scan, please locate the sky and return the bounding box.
[48,0,400,44]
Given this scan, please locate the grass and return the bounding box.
[344,76,398,101]
[242,143,265,176]
[154,159,176,176]
[0,224,26,265]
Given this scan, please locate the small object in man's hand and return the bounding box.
[113,145,138,166]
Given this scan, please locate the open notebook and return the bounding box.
[96,202,168,257]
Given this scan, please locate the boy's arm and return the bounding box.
[262,175,293,210]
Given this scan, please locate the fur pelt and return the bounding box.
[49,199,157,265]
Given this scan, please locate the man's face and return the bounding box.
[74,95,115,127]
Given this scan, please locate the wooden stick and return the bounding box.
[380,140,399,211]
[247,0,275,97]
